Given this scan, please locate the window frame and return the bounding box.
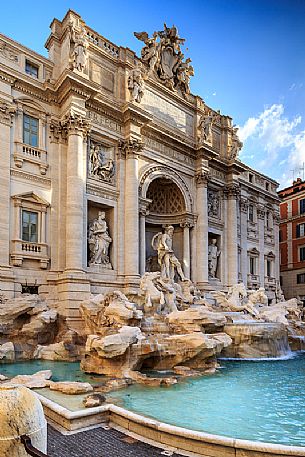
[299,246,305,262]
[23,114,39,147]
[300,198,305,215]
[297,273,305,284]
[25,60,39,78]
[248,204,254,223]
[21,210,38,243]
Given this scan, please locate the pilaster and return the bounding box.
[224,182,240,286]
[195,169,210,288]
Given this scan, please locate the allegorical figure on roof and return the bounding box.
[69,23,89,72]
[128,61,145,103]
[134,23,194,98]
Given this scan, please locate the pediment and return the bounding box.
[12,192,50,206]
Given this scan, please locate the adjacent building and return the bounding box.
[278,178,305,302]
[0,10,280,330]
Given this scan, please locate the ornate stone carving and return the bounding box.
[257,204,265,220]
[118,139,144,158]
[195,170,210,186]
[152,225,186,281]
[0,101,16,126]
[207,189,220,218]
[0,41,19,63]
[147,179,185,214]
[240,197,248,213]
[273,211,280,225]
[208,239,220,279]
[197,109,220,145]
[89,141,115,183]
[88,211,112,268]
[69,24,89,73]
[61,114,91,137]
[128,62,145,103]
[228,126,243,160]
[134,24,194,97]
[223,183,240,199]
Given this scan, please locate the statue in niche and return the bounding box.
[152,225,187,282]
[229,126,243,160]
[128,62,145,103]
[69,24,89,72]
[88,211,112,268]
[207,191,220,218]
[134,23,193,97]
[208,238,220,279]
[89,143,115,183]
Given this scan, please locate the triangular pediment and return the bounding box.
[12,192,50,206]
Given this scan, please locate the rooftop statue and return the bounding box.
[134,23,194,97]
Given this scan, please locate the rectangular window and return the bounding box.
[300,246,305,262]
[249,173,253,183]
[250,257,255,275]
[296,223,305,238]
[266,259,271,277]
[297,273,305,284]
[25,60,39,78]
[300,199,305,215]
[279,230,282,242]
[22,210,38,242]
[23,114,38,147]
[248,204,254,223]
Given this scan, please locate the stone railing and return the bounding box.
[10,240,49,269]
[86,28,119,58]
[264,276,276,290]
[13,142,48,175]
[247,274,260,288]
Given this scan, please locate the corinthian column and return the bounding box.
[64,115,91,272]
[119,139,144,281]
[195,170,210,288]
[224,183,240,286]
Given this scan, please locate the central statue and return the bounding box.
[152,225,186,282]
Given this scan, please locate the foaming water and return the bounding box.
[219,351,298,361]
[110,352,305,447]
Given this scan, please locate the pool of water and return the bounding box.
[110,353,305,447]
[0,360,105,384]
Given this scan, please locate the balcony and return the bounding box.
[247,273,260,288]
[13,142,48,175]
[10,240,49,269]
[264,276,276,291]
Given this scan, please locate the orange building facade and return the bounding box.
[278,178,305,302]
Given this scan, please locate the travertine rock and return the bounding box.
[34,341,82,361]
[49,381,93,395]
[0,342,15,361]
[83,393,105,407]
[3,370,52,389]
[167,307,226,333]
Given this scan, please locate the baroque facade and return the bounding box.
[278,178,305,302]
[0,10,280,329]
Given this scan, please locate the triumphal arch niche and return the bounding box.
[139,166,195,280]
[0,10,280,328]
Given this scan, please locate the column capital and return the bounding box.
[195,170,210,186]
[62,114,91,136]
[118,138,144,159]
[0,100,16,126]
[223,182,240,199]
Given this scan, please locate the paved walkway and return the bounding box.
[48,424,183,457]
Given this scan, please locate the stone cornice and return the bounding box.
[11,169,51,187]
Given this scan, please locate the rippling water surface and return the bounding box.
[111,353,305,447]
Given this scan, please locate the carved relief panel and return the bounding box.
[88,140,115,184]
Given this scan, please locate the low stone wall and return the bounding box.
[37,394,305,456]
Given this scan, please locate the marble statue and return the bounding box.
[128,62,144,103]
[134,23,193,97]
[229,126,243,160]
[70,25,88,72]
[89,142,115,183]
[197,110,220,144]
[88,211,112,268]
[208,190,220,217]
[208,239,220,278]
[152,225,186,281]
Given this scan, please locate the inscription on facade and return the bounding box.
[144,136,194,166]
[87,111,122,133]
[142,89,193,136]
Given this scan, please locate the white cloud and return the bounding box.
[238,104,305,188]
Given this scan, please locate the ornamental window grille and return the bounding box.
[147,179,185,214]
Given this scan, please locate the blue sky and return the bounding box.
[1,0,304,188]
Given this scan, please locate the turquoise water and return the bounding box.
[0,360,105,384]
[110,353,305,447]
